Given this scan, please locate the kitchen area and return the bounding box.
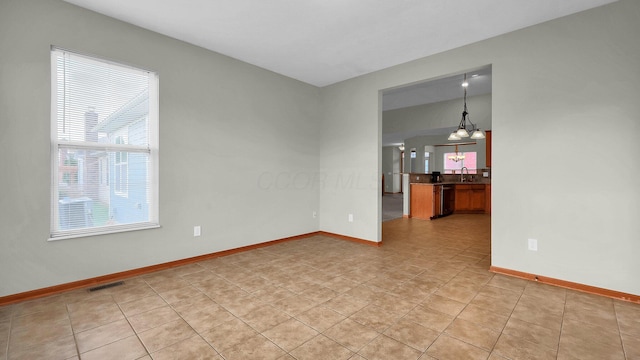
[407,164,491,221]
[399,128,491,220]
[382,66,492,221]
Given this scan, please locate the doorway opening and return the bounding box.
[380,65,492,241]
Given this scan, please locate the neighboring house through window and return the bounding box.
[50,47,159,240]
[114,136,128,197]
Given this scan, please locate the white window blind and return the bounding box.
[50,47,159,240]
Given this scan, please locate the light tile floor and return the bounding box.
[1,214,639,359]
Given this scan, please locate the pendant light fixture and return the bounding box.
[447,144,466,162]
[448,73,485,141]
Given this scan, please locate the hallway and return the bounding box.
[382,193,403,222]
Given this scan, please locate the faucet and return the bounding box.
[461,167,469,182]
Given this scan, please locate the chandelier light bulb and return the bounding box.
[456,128,469,137]
[470,129,486,139]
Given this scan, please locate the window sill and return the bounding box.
[48,223,160,241]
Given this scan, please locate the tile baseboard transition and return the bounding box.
[0,231,379,306]
[490,266,640,304]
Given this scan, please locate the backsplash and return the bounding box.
[409,169,491,184]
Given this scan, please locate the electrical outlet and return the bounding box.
[528,238,537,251]
[312,211,317,218]
[194,226,201,237]
[348,214,354,222]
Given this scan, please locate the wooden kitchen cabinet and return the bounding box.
[454,184,486,213]
[412,183,489,218]
[410,184,440,220]
[485,184,491,214]
[485,130,492,168]
[454,185,468,210]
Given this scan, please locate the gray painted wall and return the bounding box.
[0,0,320,297]
[383,93,492,139]
[319,0,640,295]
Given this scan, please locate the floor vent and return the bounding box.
[88,281,124,292]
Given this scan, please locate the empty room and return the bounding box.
[1,0,639,359]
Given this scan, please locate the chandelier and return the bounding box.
[448,73,485,141]
[447,144,465,162]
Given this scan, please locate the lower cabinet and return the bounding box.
[410,184,440,220]
[410,183,490,219]
[485,184,491,214]
[454,184,486,213]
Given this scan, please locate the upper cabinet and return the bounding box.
[485,130,492,168]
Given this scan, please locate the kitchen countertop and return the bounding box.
[410,182,490,185]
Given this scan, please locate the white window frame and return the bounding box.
[113,136,129,197]
[99,157,109,186]
[50,47,160,241]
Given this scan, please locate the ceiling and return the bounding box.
[64,0,616,87]
[382,66,492,111]
[381,66,491,146]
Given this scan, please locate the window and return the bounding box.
[50,47,159,240]
[409,149,417,173]
[424,151,430,173]
[443,151,477,174]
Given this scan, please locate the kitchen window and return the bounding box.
[50,47,159,240]
[443,151,477,174]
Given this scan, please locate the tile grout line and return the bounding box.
[487,281,526,357]
[4,305,14,359]
[556,294,567,359]
[118,280,155,359]
[612,302,628,360]
[66,300,82,360]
